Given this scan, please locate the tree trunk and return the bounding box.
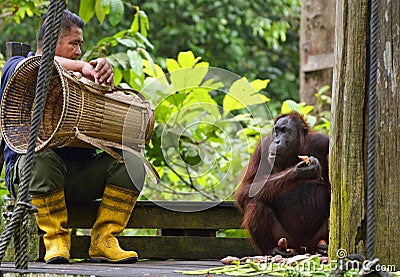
[373,0,400,266]
[299,0,335,105]
[329,0,368,259]
[329,0,400,267]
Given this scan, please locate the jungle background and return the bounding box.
[1,0,399,268]
[0,0,331,206]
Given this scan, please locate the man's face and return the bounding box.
[55,25,83,60]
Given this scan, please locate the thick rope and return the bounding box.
[0,0,66,269]
[366,0,379,260]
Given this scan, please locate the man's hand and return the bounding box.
[55,56,114,88]
[89,58,114,88]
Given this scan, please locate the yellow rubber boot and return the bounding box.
[89,184,139,263]
[31,189,70,264]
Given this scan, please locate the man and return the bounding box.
[0,10,144,264]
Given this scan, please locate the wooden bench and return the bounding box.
[2,197,257,261]
[60,200,256,260]
[1,42,257,261]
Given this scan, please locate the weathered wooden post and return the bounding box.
[329,0,400,267]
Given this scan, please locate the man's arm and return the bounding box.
[54,56,87,73]
[54,56,114,88]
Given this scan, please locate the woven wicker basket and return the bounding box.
[0,56,154,159]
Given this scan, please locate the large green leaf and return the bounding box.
[116,38,137,48]
[78,0,96,23]
[109,0,124,26]
[223,78,270,116]
[281,99,298,114]
[138,48,155,75]
[135,32,154,49]
[113,66,123,86]
[281,99,314,115]
[280,99,317,127]
[170,65,209,92]
[177,51,201,68]
[108,52,129,69]
[142,60,164,79]
[95,0,110,24]
[139,10,149,37]
[165,58,180,73]
[166,52,210,92]
[127,50,143,77]
[112,30,128,39]
[130,6,140,32]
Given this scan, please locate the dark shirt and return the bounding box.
[0,52,96,190]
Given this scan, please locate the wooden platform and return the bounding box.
[0,260,226,276]
[40,200,257,260]
[2,200,257,262]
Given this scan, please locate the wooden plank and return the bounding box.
[5,42,31,60]
[66,201,243,229]
[67,236,257,260]
[159,229,217,236]
[301,53,334,72]
[0,260,227,277]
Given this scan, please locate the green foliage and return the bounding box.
[78,0,150,36]
[217,229,249,238]
[0,166,10,231]
[0,1,48,56]
[1,0,301,105]
[223,79,270,116]
[76,3,154,91]
[78,0,96,24]
[82,26,154,89]
[313,85,332,133]
[281,99,317,126]
[279,94,331,135]
[0,1,332,204]
[0,52,5,74]
[137,0,301,103]
[138,51,272,201]
[79,0,124,25]
[0,0,49,25]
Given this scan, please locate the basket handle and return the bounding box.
[74,128,160,184]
